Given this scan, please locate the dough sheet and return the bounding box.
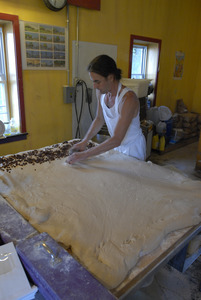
[0,141,200,288]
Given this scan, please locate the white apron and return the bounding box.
[100,83,146,161]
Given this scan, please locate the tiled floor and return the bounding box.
[124,142,201,300]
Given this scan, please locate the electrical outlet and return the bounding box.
[63,86,75,103]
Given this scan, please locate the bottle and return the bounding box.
[159,136,166,151]
[152,134,159,150]
[10,118,19,133]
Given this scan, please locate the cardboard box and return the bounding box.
[121,78,151,98]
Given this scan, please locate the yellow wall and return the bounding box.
[0,0,71,155]
[0,0,201,155]
[192,14,201,113]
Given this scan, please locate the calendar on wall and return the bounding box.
[19,21,67,70]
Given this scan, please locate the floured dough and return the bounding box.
[0,141,201,289]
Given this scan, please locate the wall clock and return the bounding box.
[43,0,67,11]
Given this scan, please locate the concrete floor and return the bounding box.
[148,141,201,181]
[124,141,201,300]
[124,259,201,300]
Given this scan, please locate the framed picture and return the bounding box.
[173,51,185,80]
[20,21,67,70]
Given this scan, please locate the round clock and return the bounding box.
[43,0,67,11]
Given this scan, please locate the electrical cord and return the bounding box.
[80,80,94,122]
[74,80,83,138]
[74,79,94,139]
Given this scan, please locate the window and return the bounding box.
[131,45,147,79]
[0,13,26,141]
[129,35,162,106]
[0,27,9,123]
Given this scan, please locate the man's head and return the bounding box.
[87,55,122,94]
[87,55,122,80]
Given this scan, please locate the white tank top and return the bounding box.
[100,83,146,160]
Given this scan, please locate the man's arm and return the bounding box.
[67,91,139,164]
[70,90,105,152]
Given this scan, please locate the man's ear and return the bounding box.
[107,74,115,82]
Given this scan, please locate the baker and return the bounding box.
[67,54,146,164]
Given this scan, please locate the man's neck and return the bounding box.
[108,80,120,97]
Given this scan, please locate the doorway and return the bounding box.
[129,35,161,106]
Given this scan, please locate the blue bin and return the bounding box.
[165,118,173,141]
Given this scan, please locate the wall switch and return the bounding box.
[63,86,75,103]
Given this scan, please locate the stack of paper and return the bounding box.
[0,242,38,300]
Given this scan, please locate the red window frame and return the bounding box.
[0,12,26,133]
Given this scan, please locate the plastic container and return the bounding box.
[156,121,166,134]
[158,106,172,121]
[159,136,166,151]
[121,78,151,98]
[165,118,173,140]
[169,128,184,144]
[146,107,160,125]
[4,122,11,135]
[152,134,159,150]
[10,118,19,133]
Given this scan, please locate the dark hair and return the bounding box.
[87,55,122,80]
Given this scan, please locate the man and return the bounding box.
[67,55,146,164]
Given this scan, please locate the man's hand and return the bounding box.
[69,141,87,155]
[66,151,87,165]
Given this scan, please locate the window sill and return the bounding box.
[0,132,28,144]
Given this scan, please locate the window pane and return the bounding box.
[0,82,9,122]
[132,48,143,74]
[0,29,5,76]
[131,45,147,79]
[0,83,6,104]
[0,28,9,123]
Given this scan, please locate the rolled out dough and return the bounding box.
[0,141,200,289]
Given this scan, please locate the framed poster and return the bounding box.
[173,51,185,80]
[20,21,67,70]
